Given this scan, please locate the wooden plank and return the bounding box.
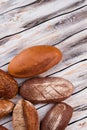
[65,89,87,123]
[65,89,87,129]
[41,29,87,77]
[51,60,87,94]
[3,122,13,130]
[0,0,36,14]
[66,119,87,130]
[1,28,87,75]
[0,0,87,39]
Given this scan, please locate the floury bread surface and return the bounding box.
[41,102,73,130]
[13,99,39,130]
[20,77,74,103]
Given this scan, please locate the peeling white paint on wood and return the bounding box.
[0,0,87,39]
[66,119,87,130]
[0,0,36,15]
[0,6,87,67]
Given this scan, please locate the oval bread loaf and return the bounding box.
[13,99,39,130]
[41,102,73,130]
[20,77,74,103]
[8,45,62,78]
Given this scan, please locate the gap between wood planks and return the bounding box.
[0,5,87,40]
[0,0,87,16]
[0,5,87,64]
[0,6,87,62]
[0,1,87,39]
[0,0,87,15]
[0,0,37,15]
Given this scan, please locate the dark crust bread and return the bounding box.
[0,100,14,119]
[41,102,73,130]
[0,69,18,99]
[20,77,74,103]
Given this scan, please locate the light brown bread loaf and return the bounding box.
[13,99,39,130]
[8,45,62,78]
[0,100,14,119]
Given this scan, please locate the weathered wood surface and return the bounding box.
[0,28,87,76]
[0,0,87,129]
[0,0,87,39]
[0,6,87,67]
[0,0,36,15]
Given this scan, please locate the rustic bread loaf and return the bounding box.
[0,100,14,119]
[20,77,74,103]
[41,102,73,130]
[8,45,62,78]
[13,99,39,130]
[0,69,18,99]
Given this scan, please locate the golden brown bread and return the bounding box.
[8,45,62,78]
[0,100,14,119]
[22,100,39,130]
[0,69,18,99]
[20,77,74,103]
[41,102,73,130]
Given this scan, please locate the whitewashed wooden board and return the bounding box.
[0,0,87,129]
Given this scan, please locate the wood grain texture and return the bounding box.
[0,0,87,129]
[67,119,87,130]
[41,29,87,77]
[0,28,87,75]
[0,0,36,15]
[0,0,87,39]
